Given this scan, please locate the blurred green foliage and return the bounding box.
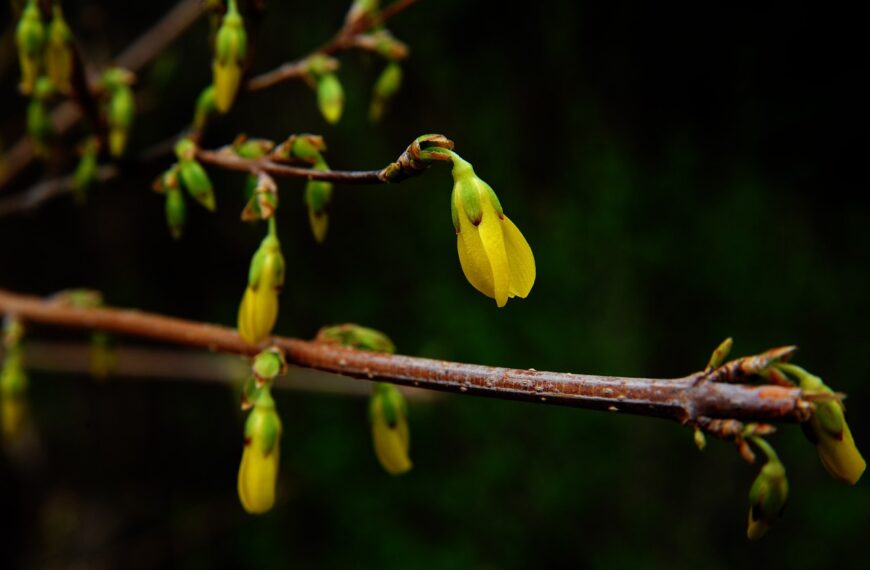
[1,1,867,568]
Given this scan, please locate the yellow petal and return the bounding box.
[817,421,866,485]
[477,199,510,307]
[456,193,496,300]
[372,415,412,475]
[501,215,536,299]
[213,61,240,114]
[238,444,279,514]
[746,509,770,541]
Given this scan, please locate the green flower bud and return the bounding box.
[103,68,136,157]
[369,62,402,123]
[369,382,412,475]
[238,223,285,346]
[192,85,217,132]
[315,324,396,354]
[15,0,45,95]
[212,0,247,113]
[316,73,344,125]
[233,135,275,159]
[746,438,788,540]
[252,347,287,383]
[89,331,116,381]
[304,159,333,243]
[705,337,733,371]
[345,0,380,27]
[174,139,215,211]
[1,319,28,445]
[45,4,73,95]
[238,386,282,514]
[272,134,326,164]
[165,186,186,240]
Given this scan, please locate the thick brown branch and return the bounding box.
[0,288,810,424]
[195,149,388,184]
[0,0,205,190]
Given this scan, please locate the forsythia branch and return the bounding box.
[0,288,811,425]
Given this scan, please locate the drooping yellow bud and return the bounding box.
[45,4,73,95]
[1,320,29,445]
[779,364,865,485]
[15,0,45,95]
[746,437,788,540]
[238,387,282,514]
[370,382,412,475]
[211,0,247,113]
[238,222,285,346]
[450,152,535,307]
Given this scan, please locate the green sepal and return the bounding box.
[253,348,286,382]
[16,0,44,58]
[245,387,281,454]
[215,5,246,65]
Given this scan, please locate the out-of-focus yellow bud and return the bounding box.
[778,364,865,485]
[370,382,412,475]
[102,68,136,157]
[1,318,29,444]
[746,437,788,540]
[449,152,536,307]
[238,221,285,346]
[345,0,379,27]
[272,134,326,164]
[45,4,73,94]
[27,77,55,158]
[192,85,217,132]
[304,159,332,243]
[238,386,282,514]
[212,0,247,113]
[89,331,116,381]
[15,0,45,95]
[316,73,344,125]
[369,62,402,123]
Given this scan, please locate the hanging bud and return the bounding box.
[316,74,344,125]
[238,386,282,514]
[27,77,55,158]
[212,0,247,113]
[174,139,215,211]
[304,159,333,243]
[369,382,412,475]
[777,364,865,485]
[746,437,788,540]
[15,0,45,95]
[72,137,100,202]
[369,62,402,123]
[102,68,135,157]
[315,323,396,354]
[192,85,217,132]
[165,186,186,240]
[449,151,536,307]
[238,221,285,346]
[241,172,278,222]
[1,318,28,444]
[89,331,116,381]
[44,3,73,95]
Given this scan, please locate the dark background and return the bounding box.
[1,1,868,568]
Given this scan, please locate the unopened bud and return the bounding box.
[252,347,287,384]
[746,438,788,540]
[27,78,55,158]
[238,224,285,346]
[316,73,344,125]
[212,0,247,113]
[242,172,278,221]
[315,323,396,354]
[45,4,73,95]
[369,382,412,475]
[192,85,217,132]
[73,137,99,202]
[238,386,282,514]
[304,160,332,243]
[272,134,326,164]
[369,62,402,123]
[175,139,215,211]
[103,68,136,157]
[15,0,45,95]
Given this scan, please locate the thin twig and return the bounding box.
[0,0,205,190]
[246,0,417,92]
[0,288,811,425]
[196,149,388,184]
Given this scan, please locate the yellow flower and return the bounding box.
[450,154,535,307]
[370,382,412,475]
[238,388,282,514]
[238,225,284,346]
